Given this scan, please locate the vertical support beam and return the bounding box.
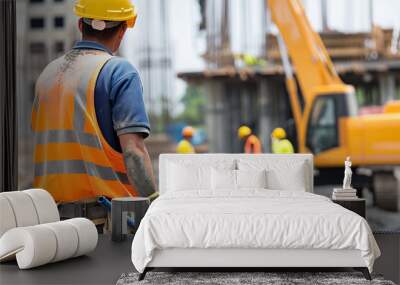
[231,86,241,153]
[241,89,251,124]
[205,81,227,153]
[0,0,17,192]
[320,0,328,32]
[379,73,396,104]
[368,0,374,31]
[258,79,274,153]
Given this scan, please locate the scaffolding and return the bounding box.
[180,0,400,154]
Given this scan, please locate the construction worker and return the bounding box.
[238,125,262,154]
[176,126,196,154]
[271,127,294,154]
[31,0,157,203]
[234,53,267,67]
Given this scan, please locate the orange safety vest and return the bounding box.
[32,49,138,202]
[244,134,262,154]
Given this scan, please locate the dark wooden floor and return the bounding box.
[1,233,398,285]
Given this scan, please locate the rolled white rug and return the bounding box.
[0,189,60,238]
[65,218,98,257]
[0,225,57,268]
[0,192,39,227]
[24,189,60,224]
[0,218,98,269]
[42,221,79,263]
[0,196,17,237]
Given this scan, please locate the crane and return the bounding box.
[267,0,400,210]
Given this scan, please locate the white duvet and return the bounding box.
[131,190,380,273]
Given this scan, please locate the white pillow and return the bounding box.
[237,159,307,191]
[236,169,267,189]
[266,168,305,191]
[211,168,236,190]
[167,162,211,191]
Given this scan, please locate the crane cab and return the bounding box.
[301,84,358,166]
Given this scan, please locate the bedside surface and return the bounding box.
[332,199,366,218]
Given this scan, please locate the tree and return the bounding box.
[176,85,206,126]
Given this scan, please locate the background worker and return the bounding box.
[176,126,196,154]
[234,53,266,67]
[271,127,294,154]
[238,125,262,154]
[32,0,157,203]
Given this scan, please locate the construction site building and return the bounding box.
[179,0,400,154]
[123,0,175,132]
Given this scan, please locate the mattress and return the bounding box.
[131,190,380,273]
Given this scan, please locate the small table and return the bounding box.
[332,198,366,218]
[111,197,150,241]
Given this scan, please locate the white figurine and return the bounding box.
[343,156,352,190]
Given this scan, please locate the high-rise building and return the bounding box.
[17,0,80,188]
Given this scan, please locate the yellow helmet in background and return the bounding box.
[182,126,195,138]
[238,125,252,139]
[272,127,286,139]
[74,0,137,28]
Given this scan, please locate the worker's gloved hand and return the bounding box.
[147,191,159,202]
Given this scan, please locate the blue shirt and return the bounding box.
[73,41,150,153]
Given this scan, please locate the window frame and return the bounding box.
[53,16,65,29]
[306,95,341,154]
[29,42,46,54]
[30,17,45,29]
[29,0,45,4]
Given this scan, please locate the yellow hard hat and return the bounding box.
[182,126,195,138]
[272,127,286,139]
[74,0,137,28]
[238,126,252,139]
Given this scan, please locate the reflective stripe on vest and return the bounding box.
[34,160,130,185]
[32,49,137,202]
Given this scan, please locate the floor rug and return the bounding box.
[116,271,395,285]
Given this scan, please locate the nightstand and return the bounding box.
[332,198,366,218]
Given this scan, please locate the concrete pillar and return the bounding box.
[258,79,274,152]
[205,81,227,153]
[379,73,396,104]
[240,89,251,123]
[229,87,241,153]
[321,0,328,32]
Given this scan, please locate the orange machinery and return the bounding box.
[267,0,400,210]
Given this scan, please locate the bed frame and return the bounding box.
[139,248,370,280]
[139,154,371,281]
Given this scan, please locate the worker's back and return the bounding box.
[272,138,294,154]
[32,49,137,202]
[245,135,262,154]
[176,139,195,154]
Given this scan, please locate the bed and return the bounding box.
[131,154,380,280]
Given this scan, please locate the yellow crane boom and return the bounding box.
[267,0,400,210]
